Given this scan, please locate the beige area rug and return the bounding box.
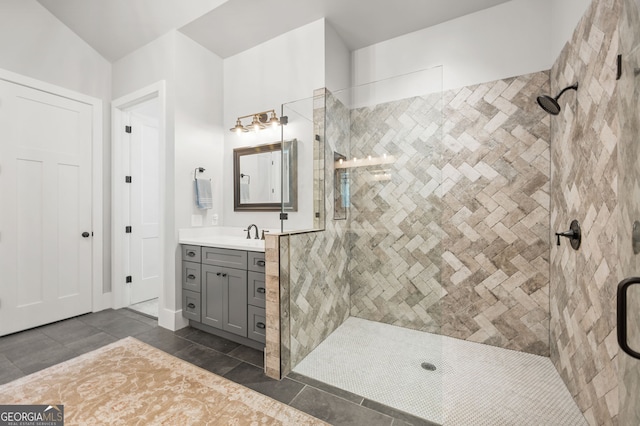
[0,337,327,425]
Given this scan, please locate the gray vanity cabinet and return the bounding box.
[181,244,265,349]
[201,264,247,337]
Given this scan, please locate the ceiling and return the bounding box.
[37,0,513,62]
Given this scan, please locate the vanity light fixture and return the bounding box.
[229,109,288,134]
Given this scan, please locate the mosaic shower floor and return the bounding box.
[293,317,587,425]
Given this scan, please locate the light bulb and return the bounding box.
[270,112,280,128]
[251,115,261,132]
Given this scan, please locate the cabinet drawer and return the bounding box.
[182,261,201,292]
[182,290,201,322]
[247,252,266,273]
[248,271,266,308]
[182,245,201,262]
[202,247,247,269]
[247,305,266,344]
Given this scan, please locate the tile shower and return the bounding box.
[280,68,552,367]
[265,0,634,424]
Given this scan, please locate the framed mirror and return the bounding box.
[233,140,297,211]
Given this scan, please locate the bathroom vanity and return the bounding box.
[179,228,267,351]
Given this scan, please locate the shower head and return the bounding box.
[536,83,578,115]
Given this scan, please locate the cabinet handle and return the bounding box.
[256,322,266,329]
[257,287,266,294]
[187,274,196,280]
[222,273,227,277]
[187,251,196,257]
[187,303,196,309]
[216,272,221,276]
[256,260,266,267]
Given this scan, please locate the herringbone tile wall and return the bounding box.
[349,71,552,356]
[288,90,352,367]
[549,0,621,424]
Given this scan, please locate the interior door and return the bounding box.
[128,112,161,304]
[0,79,92,336]
[617,0,640,422]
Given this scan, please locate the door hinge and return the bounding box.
[126,276,132,283]
[125,125,132,133]
[280,213,288,220]
[125,176,132,183]
[125,226,132,233]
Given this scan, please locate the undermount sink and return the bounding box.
[178,227,267,252]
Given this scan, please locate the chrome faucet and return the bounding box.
[245,224,259,239]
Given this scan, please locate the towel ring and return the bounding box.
[194,167,205,181]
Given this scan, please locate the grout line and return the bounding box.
[287,384,307,406]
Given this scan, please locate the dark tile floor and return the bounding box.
[0,309,434,426]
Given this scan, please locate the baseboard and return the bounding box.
[158,307,189,331]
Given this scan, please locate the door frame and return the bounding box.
[0,68,104,311]
[111,82,166,317]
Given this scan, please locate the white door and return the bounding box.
[0,79,92,336]
[127,112,160,304]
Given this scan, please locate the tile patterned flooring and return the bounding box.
[294,317,587,426]
[0,309,423,426]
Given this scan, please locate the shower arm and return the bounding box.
[554,83,578,100]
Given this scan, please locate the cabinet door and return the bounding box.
[201,265,224,329]
[223,267,248,337]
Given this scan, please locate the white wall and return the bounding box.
[0,0,111,99]
[174,31,224,297]
[325,21,351,93]
[223,19,325,232]
[550,0,592,62]
[352,0,553,91]
[175,32,224,231]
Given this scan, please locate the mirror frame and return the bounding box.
[233,140,297,212]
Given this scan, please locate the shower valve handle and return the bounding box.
[555,230,575,246]
[555,220,581,250]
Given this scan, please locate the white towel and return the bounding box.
[195,178,213,209]
[240,182,250,203]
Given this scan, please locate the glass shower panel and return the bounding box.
[617,0,640,422]
[280,91,326,232]
[343,67,445,423]
[282,67,444,423]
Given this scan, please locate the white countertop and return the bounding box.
[178,227,268,252]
